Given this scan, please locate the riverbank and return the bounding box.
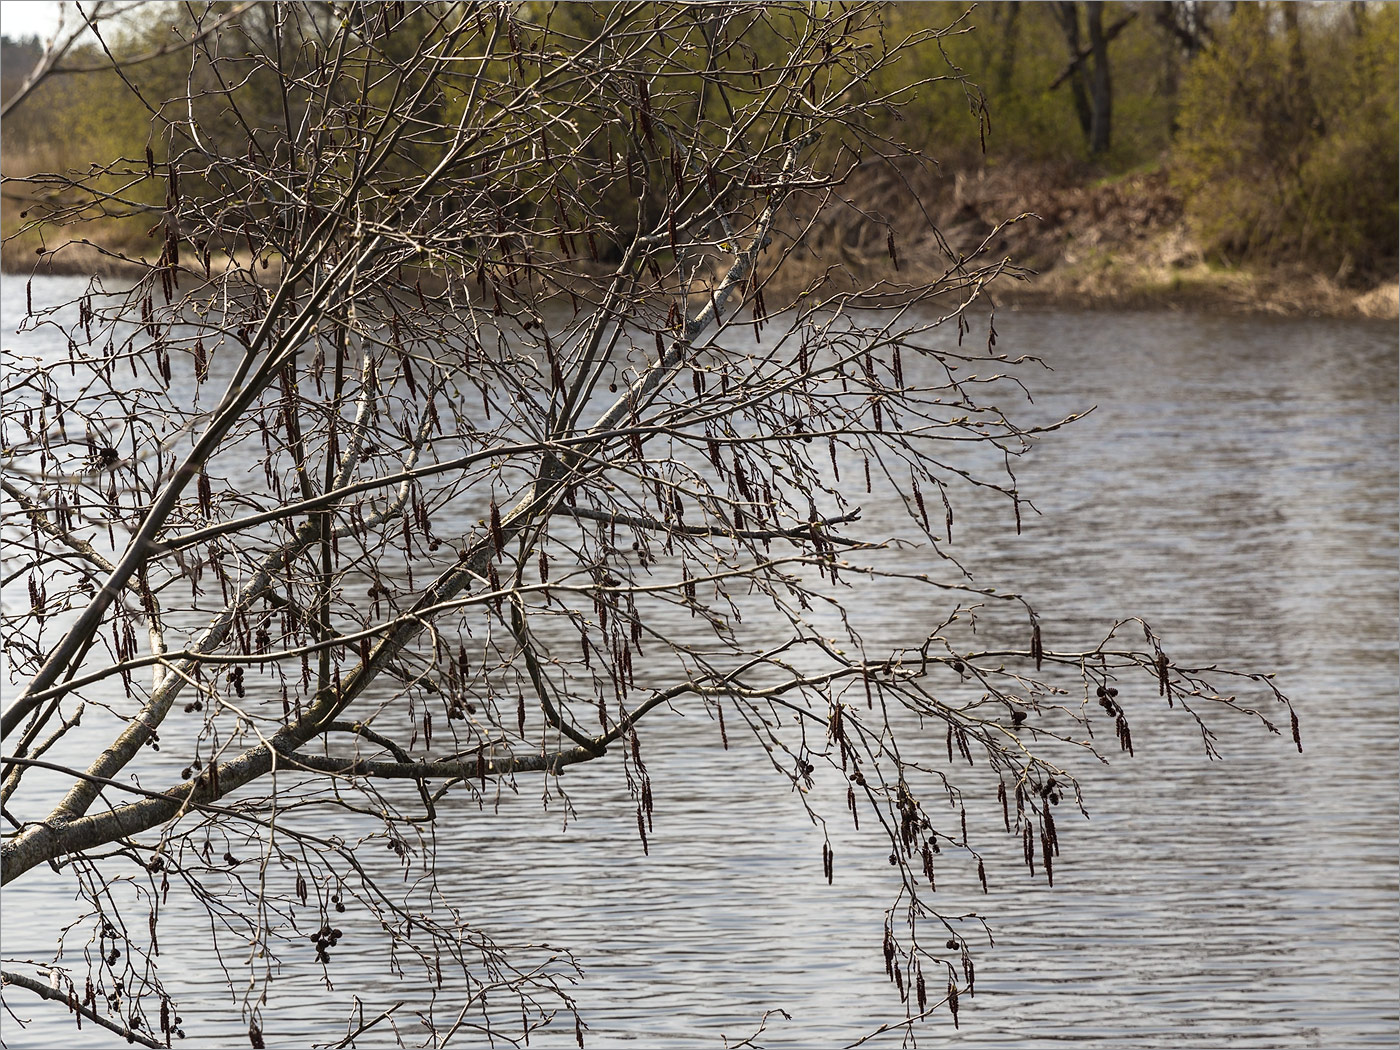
[935,165,1398,320]
[773,162,1397,321]
[0,236,272,286]
[4,166,1395,321]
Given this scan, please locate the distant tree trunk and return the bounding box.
[1053,1,1117,157]
[994,2,1022,95]
[1281,2,1323,136]
[1156,0,1213,57]
[1349,0,1369,36]
[1085,1,1113,155]
[1053,2,1095,144]
[1152,2,1220,136]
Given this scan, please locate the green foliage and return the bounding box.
[4,1,1396,282]
[1173,2,1399,280]
[869,2,1179,168]
[1,14,171,256]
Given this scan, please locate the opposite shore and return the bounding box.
[4,165,1396,322]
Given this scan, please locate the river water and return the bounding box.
[2,284,1396,1048]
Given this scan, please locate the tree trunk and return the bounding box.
[1086,1,1113,155]
[995,2,1022,95]
[1282,2,1323,136]
[1054,2,1094,143]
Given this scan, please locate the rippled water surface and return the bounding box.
[3,288,1396,1048]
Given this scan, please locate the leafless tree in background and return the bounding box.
[1,3,1298,1045]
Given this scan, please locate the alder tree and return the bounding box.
[0,3,1298,1045]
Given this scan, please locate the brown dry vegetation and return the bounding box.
[768,161,1398,319]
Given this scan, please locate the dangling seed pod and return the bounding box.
[911,477,928,530]
[487,562,501,613]
[489,499,505,557]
